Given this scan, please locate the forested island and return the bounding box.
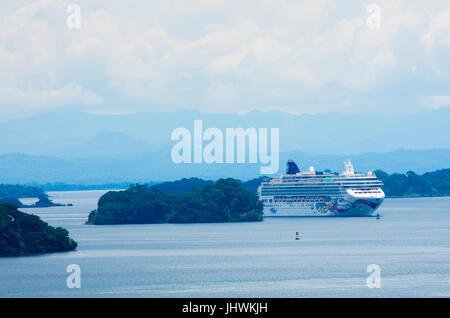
[0,184,65,207]
[374,169,450,197]
[87,178,263,225]
[0,203,77,256]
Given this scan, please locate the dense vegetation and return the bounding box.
[88,178,263,225]
[0,184,46,198]
[0,184,63,207]
[0,203,77,256]
[149,177,265,196]
[375,169,450,197]
[150,178,214,195]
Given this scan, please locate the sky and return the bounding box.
[0,0,450,120]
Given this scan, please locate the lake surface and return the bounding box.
[1,190,449,297]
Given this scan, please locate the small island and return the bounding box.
[0,184,67,208]
[0,203,77,256]
[88,178,263,225]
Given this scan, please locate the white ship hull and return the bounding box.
[263,194,384,217]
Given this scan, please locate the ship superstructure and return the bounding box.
[258,160,385,216]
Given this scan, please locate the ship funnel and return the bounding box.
[286,160,300,175]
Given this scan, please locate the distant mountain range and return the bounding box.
[1,107,450,157]
[1,108,450,184]
[2,149,450,184]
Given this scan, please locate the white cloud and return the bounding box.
[0,83,103,109]
[0,0,449,117]
[422,95,450,110]
[206,51,247,73]
[251,36,291,63]
[421,10,450,47]
[204,81,238,107]
[281,64,320,88]
[277,0,331,24]
[370,51,396,68]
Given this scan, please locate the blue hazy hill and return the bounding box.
[1,107,450,157]
[2,149,450,184]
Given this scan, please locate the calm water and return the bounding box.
[1,190,449,297]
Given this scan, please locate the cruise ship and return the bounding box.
[258,160,385,216]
